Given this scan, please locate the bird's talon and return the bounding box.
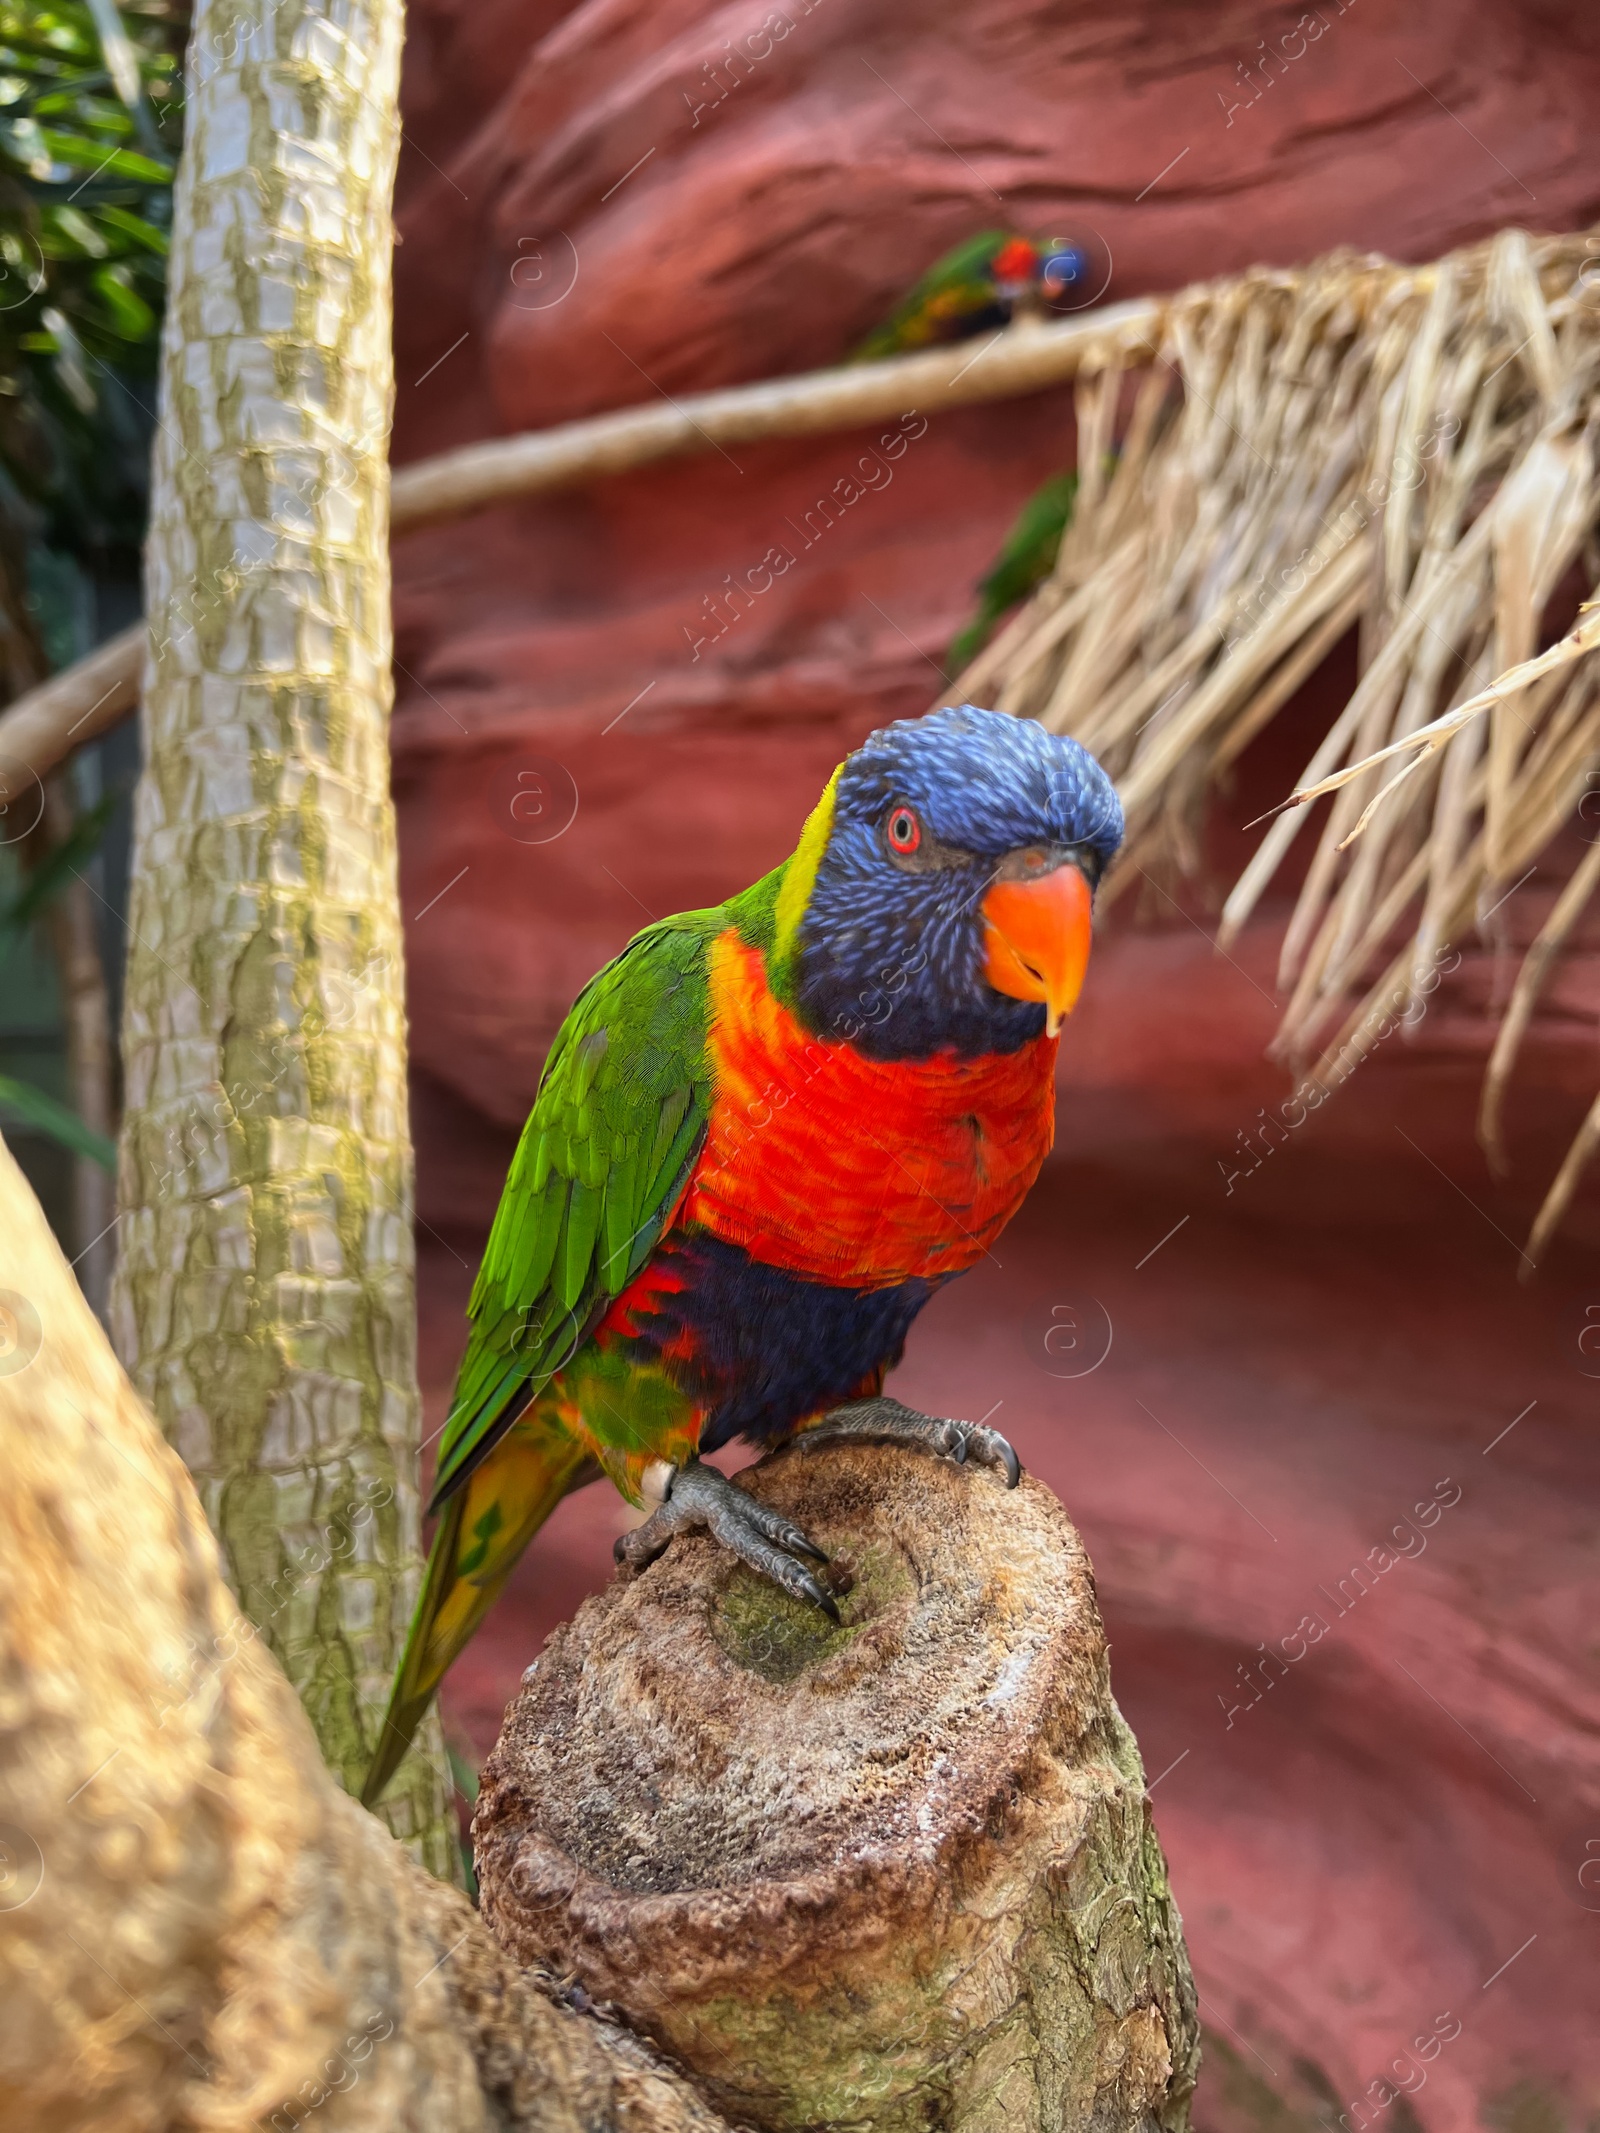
[820,1557,856,1603]
[786,1563,842,1621]
[797,1397,1024,1489]
[615,1459,836,1620]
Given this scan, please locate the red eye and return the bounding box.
[886,805,921,855]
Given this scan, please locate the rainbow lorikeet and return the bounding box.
[362,705,1122,1807]
[848,232,1097,363]
[947,471,1081,676]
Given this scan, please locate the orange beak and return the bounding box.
[983,862,1094,1037]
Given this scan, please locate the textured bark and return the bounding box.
[110,0,454,1869]
[0,1129,732,2133]
[477,1441,1200,2133]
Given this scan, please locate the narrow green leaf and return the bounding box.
[90,259,152,336]
[93,202,167,255]
[0,787,117,930]
[0,1074,115,1168]
[37,127,169,180]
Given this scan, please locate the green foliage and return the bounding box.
[947,470,1079,675]
[0,771,123,1171]
[0,1,185,565]
[443,1732,480,1897]
[0,778,114,922]
[0,1067,114,1163]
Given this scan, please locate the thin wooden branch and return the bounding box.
[391,301,1163,526]
[0,625,143,801]
[0,300,1165,787]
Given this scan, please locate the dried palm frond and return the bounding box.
[948,225,1600,1263]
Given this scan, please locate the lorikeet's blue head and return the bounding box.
[1039,241,1092,305]
[783,704,1123,1061]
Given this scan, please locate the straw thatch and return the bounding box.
[948,225,1600,1265]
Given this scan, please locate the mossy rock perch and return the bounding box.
[475,1439,1199,2132]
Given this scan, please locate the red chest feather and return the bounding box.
[683,930,1056,1287]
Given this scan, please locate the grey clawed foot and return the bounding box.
[614,1458,840,1621]
[795,1394,1022,1488]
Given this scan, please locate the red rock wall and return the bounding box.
[390,5,1600,2126]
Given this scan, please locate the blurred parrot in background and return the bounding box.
[946,471,1080,676]
[849,230,1100,362]
[363,705,1123,1807]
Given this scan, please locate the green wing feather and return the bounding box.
[848,229,1018,363]
[429,915,716,1512]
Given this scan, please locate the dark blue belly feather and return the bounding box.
[624,1230,940,1452]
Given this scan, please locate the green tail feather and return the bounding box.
[361,1421,589,1809]
[366,911,717,1806]
[361,1492,469,1810]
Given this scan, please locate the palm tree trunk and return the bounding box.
[111,0,457,1873]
